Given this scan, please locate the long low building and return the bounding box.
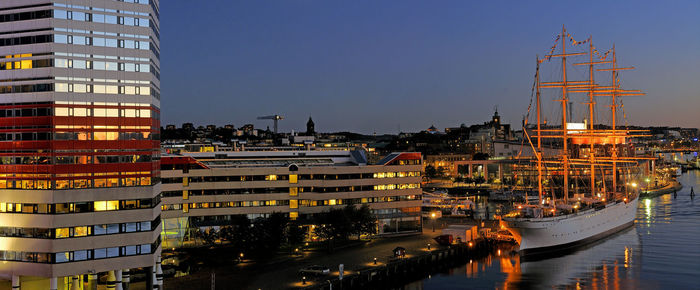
[160,150,423,248]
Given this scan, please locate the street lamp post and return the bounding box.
[431,212,437,232]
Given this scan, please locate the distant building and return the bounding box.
[425,125,440,134]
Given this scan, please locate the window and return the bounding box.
[74,226,89,237]
[56,252,70,263]
[125,223,137,232]
[94,225,107,235]
[289,174,298,184]
[94,201,107,211]
[55,228,70,238]
[74,250,88,261]
[124,245,137,256]
[140,221,151,231]
[94,248,106,259]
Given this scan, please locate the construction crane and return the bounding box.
[257,114,284,134]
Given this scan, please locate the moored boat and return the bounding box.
[500,26,650,255]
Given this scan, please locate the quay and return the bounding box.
[298,239,494,290]
[641,180,683,198]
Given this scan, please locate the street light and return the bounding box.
[302,276,306,285]
[430,212,437,232]
[427,243,431,251]
[373,257,377,265]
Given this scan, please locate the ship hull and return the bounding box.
[502,197,638,256]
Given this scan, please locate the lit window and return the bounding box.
[290,199,298,209]
[74,226,89,237]
[55,107,69,116]
[289,174,297,184]
[266,175,277,181]
[289,211,298,220]
[94,201,107,211]
[55,228,70,238]
[328,199,336,206]
[106,200,118,210]
[289,187,298,197]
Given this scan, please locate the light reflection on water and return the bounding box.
[407,171,700,289]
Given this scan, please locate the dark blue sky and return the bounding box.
[161,0,700,134]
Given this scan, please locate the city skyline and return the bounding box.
[161,0,700,134]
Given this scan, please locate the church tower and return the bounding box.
[306,117,316,135]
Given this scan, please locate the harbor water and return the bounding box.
[406,171,700,289]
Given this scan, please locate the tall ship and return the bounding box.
[500,27,652,255]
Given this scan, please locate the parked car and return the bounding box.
[298,265,330,276]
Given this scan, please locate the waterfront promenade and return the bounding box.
[162,229,443,289]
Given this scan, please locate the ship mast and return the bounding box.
[611,46,618,198]
[572,36,611,197]
[539,25,586,204]
[536,57,543,204]
[560,25,570,203]
[588,38,596,197]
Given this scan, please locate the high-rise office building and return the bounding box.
[0,0,161,288]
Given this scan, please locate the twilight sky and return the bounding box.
[161,0,700,134]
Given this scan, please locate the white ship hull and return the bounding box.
[501,197,638,255]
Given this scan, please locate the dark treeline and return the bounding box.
[194,205,377,256]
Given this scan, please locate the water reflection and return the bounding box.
[510,227,640,289]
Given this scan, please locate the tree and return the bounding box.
[314,207,351,241]
[222,215,254,255]
[464,176,474,185]
[346,205,377,239]
[252,213,289,256]
[473,152,489,160]
[286,221,306,247]
[425,165,438,180]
